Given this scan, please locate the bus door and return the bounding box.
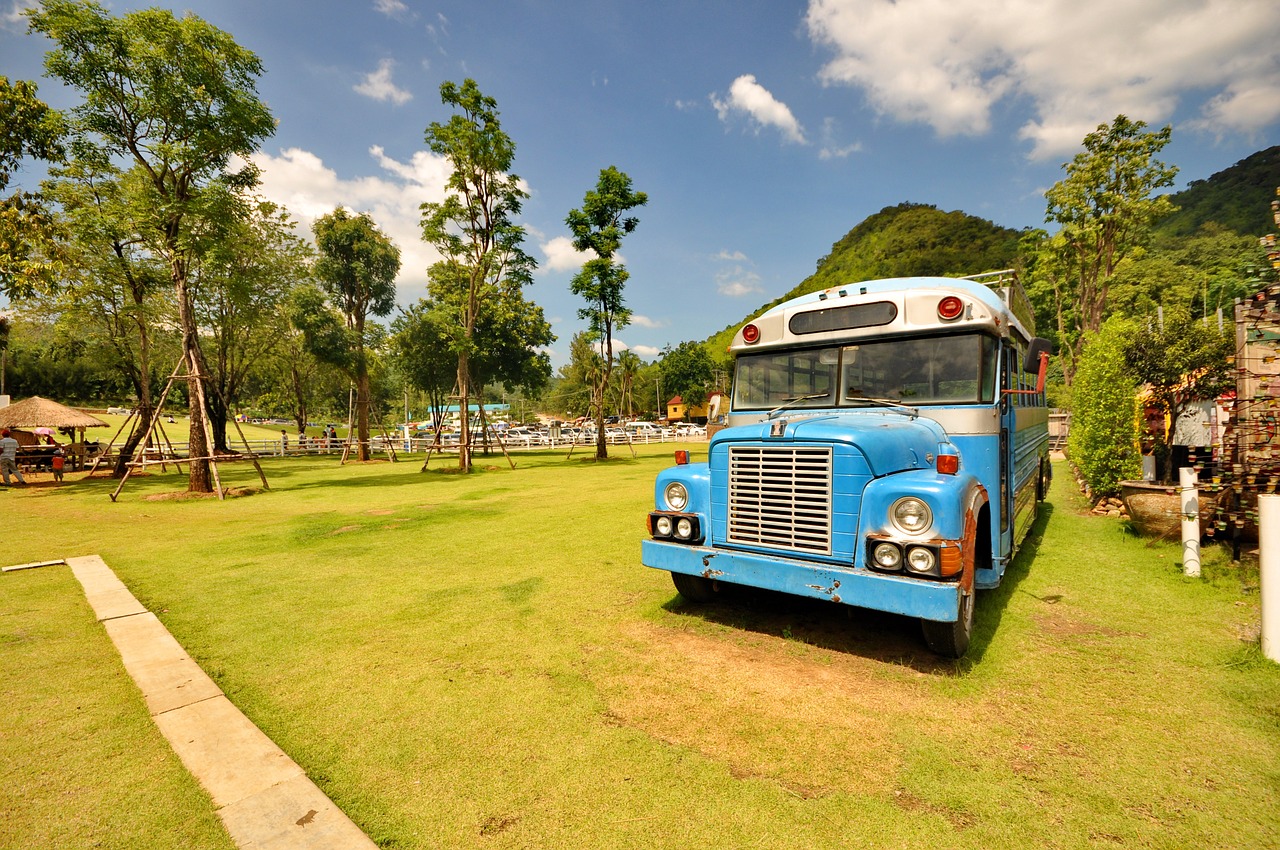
[999,341,1016,559]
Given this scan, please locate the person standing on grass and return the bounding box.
[0,430,26,486]
[51,447,65,482]
[280,429,288,455]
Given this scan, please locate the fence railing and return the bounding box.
[93,430,705,462]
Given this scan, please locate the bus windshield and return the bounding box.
[732,333,998,411]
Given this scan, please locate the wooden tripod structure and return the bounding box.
[338,385,399,464]
[419,388,516,471]
[109,354,269,501]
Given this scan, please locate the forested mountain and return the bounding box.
[703,203,1021,356]
[1154,146,1280,239]
[701,147,1280,360]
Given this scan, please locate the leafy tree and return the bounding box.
[1123,307,1234,483]
[0,76,66,299]
[1042,115,1177,384]
[660,341,715,418]
[614,348,642,417]
[196,198,313,452]
[1068,317,1142,497]
[29,0,275,492]
[421,79,535,472]
[392,300,458,431]
[309,208,399,461]
[40,159,173,473]
[548,332,603,419]
[566,166,647,458]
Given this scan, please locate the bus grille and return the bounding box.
[726,446,833,555]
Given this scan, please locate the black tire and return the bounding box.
[922,587,974,658]
[671,571,719,602]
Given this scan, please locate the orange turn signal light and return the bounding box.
[937,455,959,474]
[674,450,690,465]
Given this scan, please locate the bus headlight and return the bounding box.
[906,546,936,573]
[655,516,673,536]
[872,542,902,570]
[676,517,693,539]
[664,482,689,511]
[891,498,932,535]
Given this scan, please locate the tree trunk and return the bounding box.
[356,368,372,462]
[457,350,471,472]
[174,270,212,492]
[206,387,229,454]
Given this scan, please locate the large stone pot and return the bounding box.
[1118,480,1220,540]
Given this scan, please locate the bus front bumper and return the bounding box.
[642,538,962,623]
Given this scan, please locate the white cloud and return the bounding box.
[716,266,764,297]
[540,236,593,272]
[624,343,663,359]
[354,59,413,105]
[373,0,408,16]
[818,117,862,160]
[243,145,453,294]
[710,74,808,144]
[805,0,1280,159]
[629,314,665,329]
[715,249,748,262]
[2,1,25,30]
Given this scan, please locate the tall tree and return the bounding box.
[311,208,400,461]
[566,166,647,458]
[615,348,642,418]
[392,300,458,432]
[195,198,313,452]
[1123,308,1234,483]
[1042,115,1177,384]
[41,160,172,474]
[0,76,66,299]
[420,79,535,472]
[659,341,714,419]
[29,0,275,492]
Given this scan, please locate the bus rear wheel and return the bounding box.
[671,572,719,602]
[922,588,974,658]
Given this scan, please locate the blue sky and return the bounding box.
[4,0,1279,366]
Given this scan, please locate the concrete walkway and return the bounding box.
[65,555,377,850]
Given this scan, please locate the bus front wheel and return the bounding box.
[922,588,974,658]
[671,571,719,602]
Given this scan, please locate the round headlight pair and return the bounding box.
[891,497,932,535]
[872,542,936,573]
[664,482,689,511]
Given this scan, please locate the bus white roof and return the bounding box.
[729,275,1035,353]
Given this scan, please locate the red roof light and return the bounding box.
[742,323,760,344]
[937,296,964,321]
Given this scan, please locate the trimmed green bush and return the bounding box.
[1069,316,1142,495]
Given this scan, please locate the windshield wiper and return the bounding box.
[767,393,830,420]
[844,395,919,418]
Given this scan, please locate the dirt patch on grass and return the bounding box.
[1035,610,1142,640]
[592,620,945,796]
[142,486,261,501]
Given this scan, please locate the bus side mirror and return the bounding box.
[1024,338,1052,394]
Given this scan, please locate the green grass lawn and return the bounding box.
[2,449,1276,849]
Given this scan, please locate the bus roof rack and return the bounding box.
[961,269,1035,337]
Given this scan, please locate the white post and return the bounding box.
[1180,467,1201,578]
[1261,494,1280,663]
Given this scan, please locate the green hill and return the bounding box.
[704,202,1021,356]
[1155,145,1280,238]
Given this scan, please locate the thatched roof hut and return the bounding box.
[0,396,108,430]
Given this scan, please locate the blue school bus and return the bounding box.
[642,272,1051,657]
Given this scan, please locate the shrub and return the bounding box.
[1069,317,1142,496]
